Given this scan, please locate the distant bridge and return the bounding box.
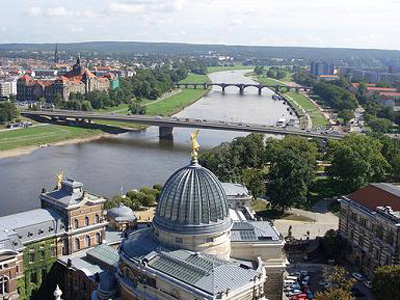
[174,83,312,95]
[22,110,345,140]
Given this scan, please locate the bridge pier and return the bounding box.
[193,84,197,89]
[221,84,226,94]
[239,85,244,95]
[159,126,174,139]
[203,83,208,89]
[258,87,262,95]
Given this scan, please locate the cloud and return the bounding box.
[109,0,186,15]
[27,7,42,17]
[46,6,70,17]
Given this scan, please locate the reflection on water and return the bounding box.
[0,70,297,216]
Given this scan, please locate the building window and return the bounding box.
[50,247,56,257]
[39,249,45,260]
[85,235,91,248]
[0,276,9,294]
[85,216,89,226]
[29,251,35,263]
[94,214,99,224]
[96,232,101,244]
[16,265,19,274]
[74,238,80,251]
[74,219,79,229]
[175,237,183,243]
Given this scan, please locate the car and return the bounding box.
[219,120,225,123]
[238,122,243,126]
[154,116,163,120]
[202,119,207,122]
[363,280,372,289]
[195,118,203,122]
[185,118,190,122]
[351,272,364,281]
[245,124,250,127]
[173,116,180,121]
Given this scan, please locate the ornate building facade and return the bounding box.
[0,176,107,300]
[339,183,400,277]
[17,56,118,102]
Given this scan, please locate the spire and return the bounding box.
[54,44,59,64]
[77,53,81,65]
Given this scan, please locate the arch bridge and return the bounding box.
[174,83,312,95]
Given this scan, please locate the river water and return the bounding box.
[0,70,295,216]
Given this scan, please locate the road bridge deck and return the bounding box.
[21,110,344,140]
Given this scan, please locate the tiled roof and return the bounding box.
[348,183,400,211]
[231,221,280,242]
[221,183,249,197]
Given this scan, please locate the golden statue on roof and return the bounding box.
[55,171,64,190]
[190,130,200,161]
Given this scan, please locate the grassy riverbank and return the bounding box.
[0,125,103,152]
[247,72,328,130]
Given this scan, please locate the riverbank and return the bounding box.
[247,72,329,130]
[0,129,109,159]
[0,74,211,158]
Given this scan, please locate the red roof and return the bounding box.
[380,92,400,97]
[366,87,398,92]
[351,83,376,88]
[348,183,400,211]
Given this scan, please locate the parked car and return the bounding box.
[154,116,163,120]
[351,272,364,281]
[363,280,372,289]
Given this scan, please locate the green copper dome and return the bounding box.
[153,160,232,235]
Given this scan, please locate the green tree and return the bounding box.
[242,168,265,198]
[327,134,389,193]
[380,136,400,181]
[368,117,393,133]
[0,102,19,124]
[373,266,400,300]
[314,267,355,300]
[338,109,354,126]
[266,149,316,211]
[254,66,265,75]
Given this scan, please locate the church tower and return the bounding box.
[54,44,59,64]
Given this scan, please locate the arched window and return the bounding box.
[85,235,91,248]
[74,219,79,229]
[0,276,9,294]
[74,238,80,251]
[85,216,89,226]
[96,232,101,244]
[94,214,99,224]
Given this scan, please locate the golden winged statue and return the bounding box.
[54,171,64,190]
[190,130,200,161]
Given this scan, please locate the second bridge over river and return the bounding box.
[22,110,345,140]
[174,82,312,95]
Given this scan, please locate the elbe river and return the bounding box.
[0,70,296,216]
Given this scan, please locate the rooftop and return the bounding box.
[221,183,250,197]
[347,183,400,212]
[231,221,281,242]
[121,228,263,296]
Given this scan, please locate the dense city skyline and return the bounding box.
[1,0,399,50]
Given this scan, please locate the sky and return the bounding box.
[1,0,399,50]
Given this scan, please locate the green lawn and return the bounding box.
[284,92,329,129]
[250,74,288,86]
[146,88,207,116]
[180,73,210,84]
[207,64,253,74]
[95,103,130,113]
[0,125,102,151]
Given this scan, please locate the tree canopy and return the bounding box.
[0,101,19,124]
[373,266,400,300]
[327,134,389,193]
